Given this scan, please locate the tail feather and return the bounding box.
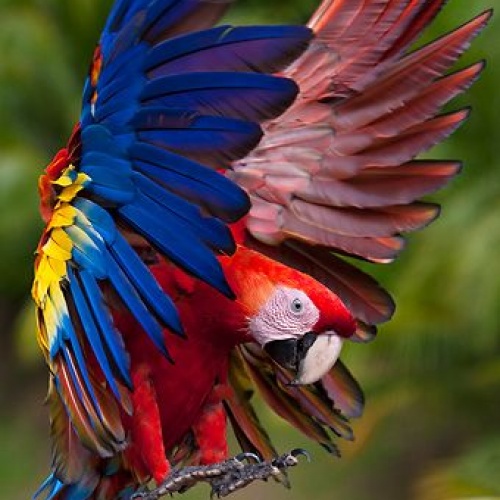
[34,472,95,500]
[34,467,136,500]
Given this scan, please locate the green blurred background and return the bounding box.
[0,1,499,499]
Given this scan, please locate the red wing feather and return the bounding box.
[233,4,490,330]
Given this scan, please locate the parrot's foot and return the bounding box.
[209,449,309,498]
[132,449,309,499]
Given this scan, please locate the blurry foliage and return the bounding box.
[0,1,499,499]
[415,437,500,499]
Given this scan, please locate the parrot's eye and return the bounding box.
[290,298,304,314]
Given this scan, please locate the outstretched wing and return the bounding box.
[231,1,491,339]
[33,0,312,472]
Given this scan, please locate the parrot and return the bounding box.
[31,0,491,498]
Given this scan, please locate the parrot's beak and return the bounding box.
[264,332,343,385]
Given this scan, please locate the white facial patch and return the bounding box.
[294,334,343,385]
[249,287,319,345]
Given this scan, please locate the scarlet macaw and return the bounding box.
[32,0,490,498]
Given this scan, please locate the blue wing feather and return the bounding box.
[105,255,171,359]
[133,172,235,254]
[37,2,312,494]
[60,342,102,423]
[75,197,184,336]
[93,45,146,101]
[81,152,132,175]
[73,198,116,242]
[104,0,148,33]
[133,108,263,166]
[80,124,123,158]
[141,72,299,122]
[119,193,234,298]
[76,269,132,389]
[94,73,145,114]
[101,0,232,72]
[140,0,192,39]
[80,165,135,195]
[110,232,184,335]
[145,25,312,76]
[68,271,125,400]
[138,0,233,42]
[65,226,107,279]
[131,142,250,221]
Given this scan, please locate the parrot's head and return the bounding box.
[229,248,356,385]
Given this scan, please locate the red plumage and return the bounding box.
[35,1,491,499]
[112,240,357,485]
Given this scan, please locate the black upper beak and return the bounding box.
[264,332,317,373]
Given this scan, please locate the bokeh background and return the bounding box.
[0,1,499,499]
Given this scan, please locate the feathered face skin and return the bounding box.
[250,286,344,385]
[223,245,356,385]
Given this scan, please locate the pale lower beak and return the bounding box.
[264,332,343,385]
[294,333,343,385]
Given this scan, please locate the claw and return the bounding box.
[235,452,262,464]
[272,448,311,469]
[290,448,311,462]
